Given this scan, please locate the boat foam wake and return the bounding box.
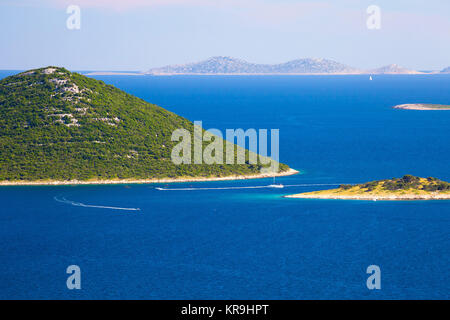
[54,197,141,211]
[155,183,345,191]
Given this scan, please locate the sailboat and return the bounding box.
[369,76,373,81]
[268,176,284,188]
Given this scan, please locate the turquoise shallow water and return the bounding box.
[0,72,449,299]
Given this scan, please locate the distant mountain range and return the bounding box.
[144,56,441,75]
[146,56,362,75]
[369,64,419,74]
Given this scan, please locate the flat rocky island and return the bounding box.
[393,104,450,110]
[285,175,450,200]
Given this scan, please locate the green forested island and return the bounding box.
[0,67,290,184]
[285,175,450,200]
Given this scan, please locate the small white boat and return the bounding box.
[369,76,373,81]
[268,176,284,188]
[268,184,284,188]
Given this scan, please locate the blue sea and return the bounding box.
[0,71,449,299]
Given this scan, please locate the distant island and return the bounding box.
[143,56,425,75]
[82,58,450,76]
[0,67,294,185]
[393,104,450,110]
[285,175,450,200]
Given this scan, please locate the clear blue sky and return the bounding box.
[1,0,449,71]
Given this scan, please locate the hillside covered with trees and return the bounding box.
[0,67,289,182]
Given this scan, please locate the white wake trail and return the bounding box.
[156,186,271,191]
[280,183,348,187]
[54,197,141,211]
[156,183,347,191]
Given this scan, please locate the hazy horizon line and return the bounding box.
[1,55,448,73]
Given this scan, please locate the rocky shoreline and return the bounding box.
[284,192,450,200]
[0,168,299,186]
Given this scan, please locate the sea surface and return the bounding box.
[0,71,449,299]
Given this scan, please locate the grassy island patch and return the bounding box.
[286,175,450,200]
